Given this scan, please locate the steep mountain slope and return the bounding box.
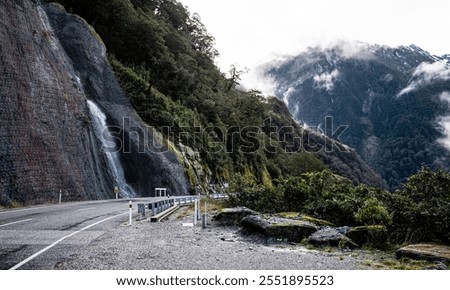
[265,42,450,188]
[1,0,386,206]
[0,0,188,206]
[50,0,386,189]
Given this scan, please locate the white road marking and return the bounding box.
[9,212,128,270]
[76,207,95,212]
[0,219,34,228]
[0,205,59,215]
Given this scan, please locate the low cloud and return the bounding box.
[313,69,339,92]
[282,86,296,105]
[398,62,450,96]
[239,65,277,97]
[439,91,450,103]
[436,92,450,151]
[318,39,375,60]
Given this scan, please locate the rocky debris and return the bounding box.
[307,227,357,248]
[347,226,388,248]
[60,217,373,270]
[217,209,393,250]
[396,244,450,264]
[241,215,318,242]
[214,207,258,226]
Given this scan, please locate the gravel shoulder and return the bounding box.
[58,207,393,270]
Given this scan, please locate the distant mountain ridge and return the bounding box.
[264,42,450,188]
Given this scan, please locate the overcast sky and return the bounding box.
[180,0,450,91]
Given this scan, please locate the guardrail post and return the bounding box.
[148,203,153,217]
[152,203,157,216]
[138,203,145,219]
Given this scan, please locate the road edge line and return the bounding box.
[9,212,128,270]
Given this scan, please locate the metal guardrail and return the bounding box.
[138,194,227,219]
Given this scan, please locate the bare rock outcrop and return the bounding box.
[0,0,188,206]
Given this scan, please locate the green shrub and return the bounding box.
[388,166,450,244]
[354,197,392,227]
[347,225,388,249]
[225,166,450,246]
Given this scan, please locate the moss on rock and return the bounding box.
[347,225,388,249]
[241,214,318,242]
[396,244,450,264]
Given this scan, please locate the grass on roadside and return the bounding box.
[174,198,226,220]
[363,257,439,270]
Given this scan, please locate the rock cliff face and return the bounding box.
[0,0,188,206]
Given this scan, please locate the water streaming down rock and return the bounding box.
[45,0,190,198]
[0,0,189,206]
[87,100,136,198]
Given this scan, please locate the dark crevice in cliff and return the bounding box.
[0,0,188,206]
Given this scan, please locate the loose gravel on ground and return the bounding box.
[60,208,381,270]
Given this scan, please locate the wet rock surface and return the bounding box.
[396,244,450,264]
[307,227,356,248]
[214,207,258,226]
[241,215,318,242]
[0,0,188,206]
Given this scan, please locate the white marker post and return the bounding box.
[114,186,119,200]
[194,199,198,225]
[129,201,132,226]
[59,190,62,204]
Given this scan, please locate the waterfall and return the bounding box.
[86,100,136,198]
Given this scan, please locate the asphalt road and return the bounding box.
[0,197,182,270]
